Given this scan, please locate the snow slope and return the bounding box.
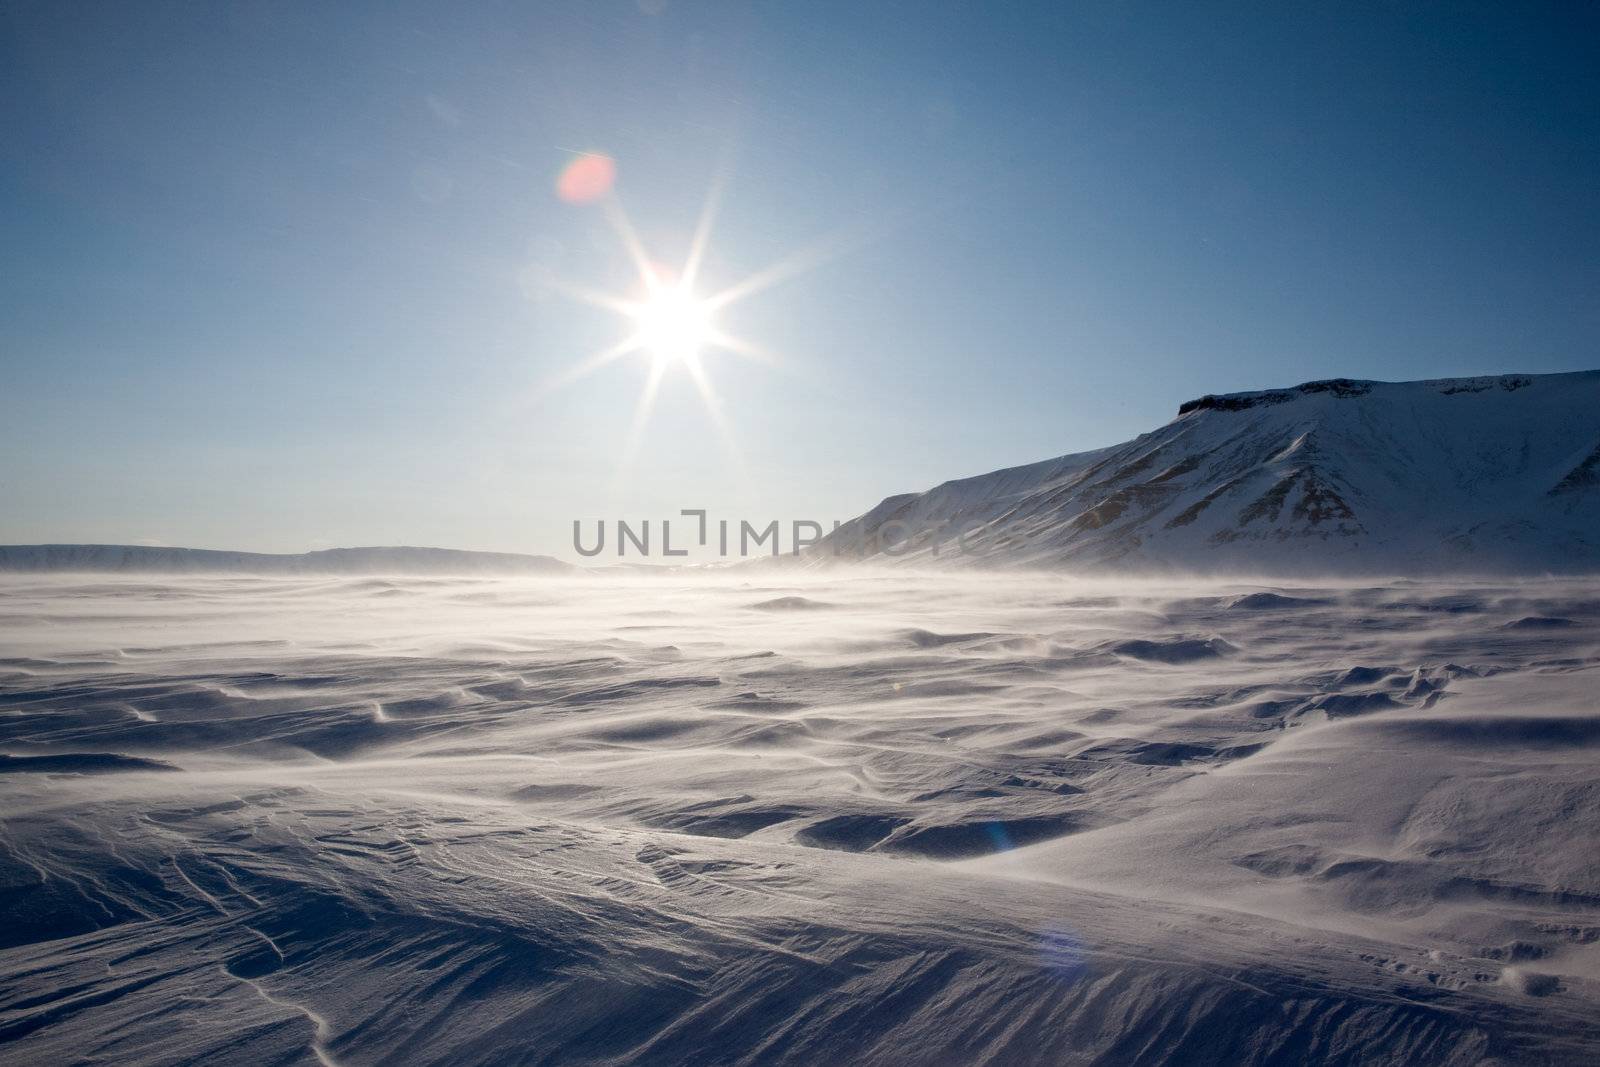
[811,371,1600,573]
[0,544,575,576]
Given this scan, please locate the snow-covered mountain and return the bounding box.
[814,371,1600,574]
[0,545,575,576]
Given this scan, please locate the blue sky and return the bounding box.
[2,2,1596,557]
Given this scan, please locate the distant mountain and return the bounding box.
[0,545,576,576]
[812,371,1600,574]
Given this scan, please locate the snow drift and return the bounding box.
[2,571,1599,1064]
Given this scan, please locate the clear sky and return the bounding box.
[2,2,1596,558]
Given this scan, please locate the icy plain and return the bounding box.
[2,571,1598,1065]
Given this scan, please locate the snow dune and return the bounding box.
[2,571,1598,1064]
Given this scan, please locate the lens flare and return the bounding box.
[555,152,616,204]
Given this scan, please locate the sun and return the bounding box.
[633,285,712,365]
[534,163,837,478]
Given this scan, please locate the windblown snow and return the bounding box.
[814,371,1600,573]
[3,570,1599,1065]
[0,545,574,576]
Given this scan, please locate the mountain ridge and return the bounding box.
[809,370,1600,574]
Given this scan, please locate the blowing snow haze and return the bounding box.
[3,4,1600,1067]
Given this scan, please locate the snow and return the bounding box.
[3,569,1598,1064]
[0,545,574,576]
[811,371,1600,573]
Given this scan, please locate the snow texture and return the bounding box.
[3,570,1599,1065]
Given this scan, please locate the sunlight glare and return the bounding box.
[633,286,713,365]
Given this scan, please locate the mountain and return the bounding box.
[811,370,1600,574]
[0,545,576,576]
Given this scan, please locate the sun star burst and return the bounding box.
[631,284,713,368]
[533,162,856,485]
